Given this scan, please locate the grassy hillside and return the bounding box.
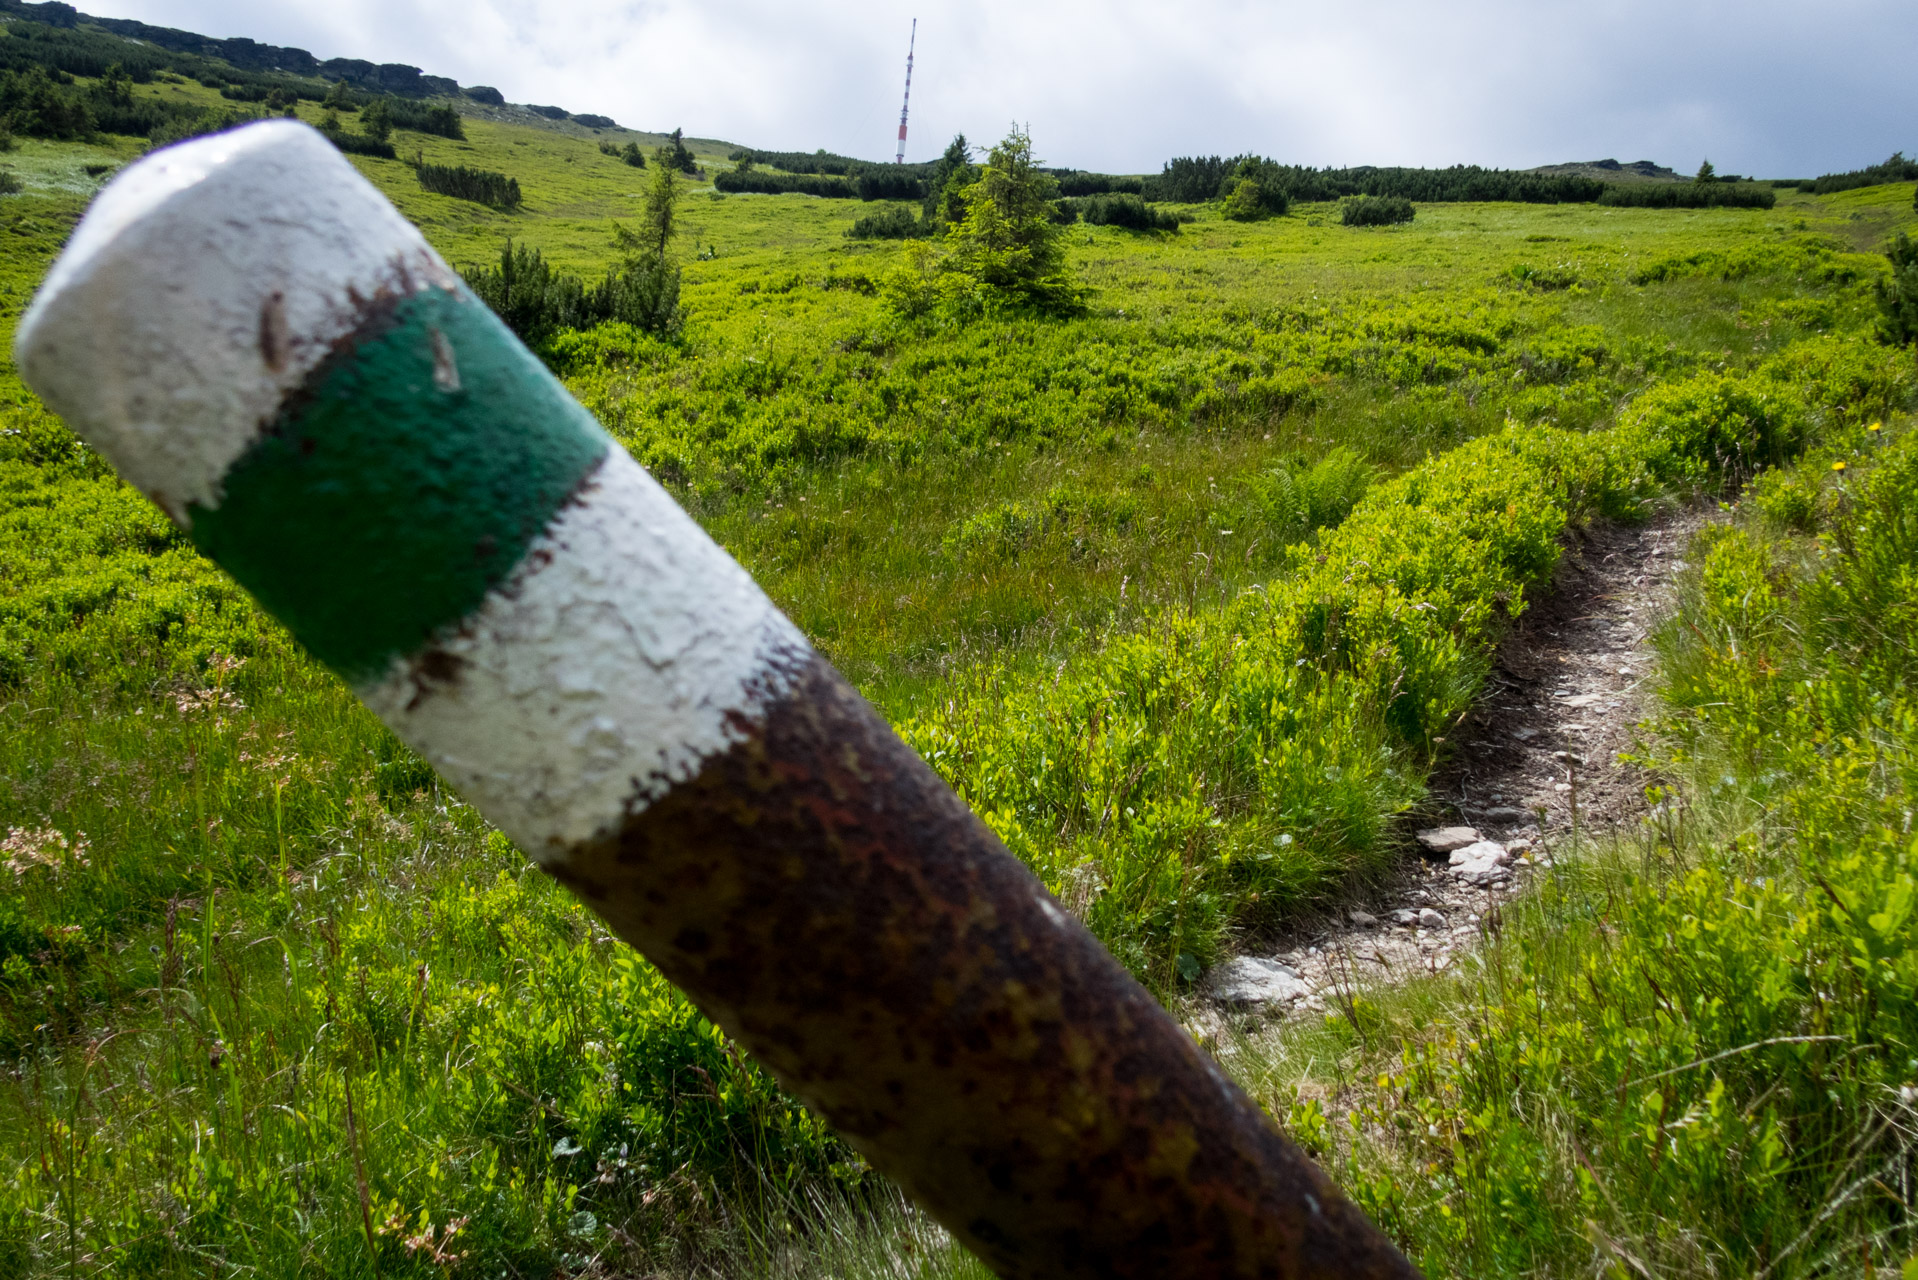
[2,76,1916,1276]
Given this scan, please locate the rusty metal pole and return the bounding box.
[15,120,1421,1280]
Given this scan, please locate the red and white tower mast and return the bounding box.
[894,19,916,164]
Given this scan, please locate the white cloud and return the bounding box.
[83,0,1918,175]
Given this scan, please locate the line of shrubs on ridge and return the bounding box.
[844,189,1417,239]
[1147,155,1611,204]
[721,145,1153,206]
[1597,181,1776,209]
[715,163,927,201]
[740,147,1787,225]
[0,11,487,142]
[0,60,464,150]
[1,1,629,131]
[1151,154,1788,209]
[845,192,1185,240]
[721,166,1158,206]
[1772,152,1918,195]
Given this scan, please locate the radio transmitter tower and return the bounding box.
[894,19,916,164]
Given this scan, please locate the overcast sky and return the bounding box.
[82,0,1917,177]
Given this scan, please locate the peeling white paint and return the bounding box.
[14,119,456,523]
[358,448,811,863]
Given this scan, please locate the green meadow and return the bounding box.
[3,68,1918,1277]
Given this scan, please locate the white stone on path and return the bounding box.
[1416,826,1480,853]
[1206,957,1310,1010]
[1447,840,1511,868]
[1449,838,1513,886]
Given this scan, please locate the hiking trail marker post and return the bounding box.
[15,120,1422,1280]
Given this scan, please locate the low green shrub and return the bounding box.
[147,105,264,151]
[1878,231,1918,347]
[1614,370,1805,483]
[1069,192,1181,232]
[1221,176,1277,221]
[940,484,1141,563]
[1341,195,1414,226]
[385,96,464,140]
[1631,234,1875,286]
[330,130,394,158]
[1506,261,1580,291]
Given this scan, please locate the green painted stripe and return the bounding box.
[189,286,610,680]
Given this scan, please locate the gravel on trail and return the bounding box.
[1192,506,1714,1036]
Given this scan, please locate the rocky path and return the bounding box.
[1193,507,1714,1031]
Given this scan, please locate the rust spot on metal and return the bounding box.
[400,645,468,711]
[558,651,1422,1280]
[258,290,289,372]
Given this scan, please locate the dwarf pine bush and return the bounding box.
[1341,195,1416,226]
[1878,231,1918,347]
[845,202,922,240]
[1597,181,1777,209]
[417,161,522,207]
[463,238,681,347]
[1073,192,1181,232]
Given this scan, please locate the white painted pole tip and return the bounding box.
[14,119,456,521]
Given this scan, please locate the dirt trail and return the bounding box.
[1192,506,1714,1032]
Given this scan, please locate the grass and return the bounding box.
[1,78,1915,1275]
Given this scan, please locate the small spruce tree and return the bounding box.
[665,127,697,175]
[1694,158,1717,184]
[97,62,133,108]
[1222,177,1271,221]
[360,98,393,144]
[638,148,681,259]
[926,134,977,229]
[890,125,1080,318]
